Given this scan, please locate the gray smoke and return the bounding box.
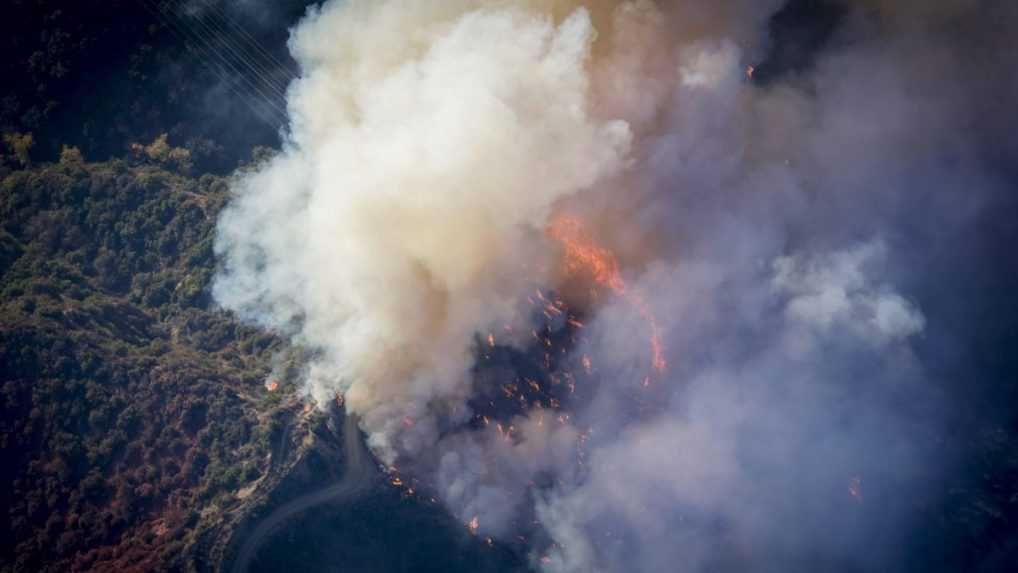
[213,1,1018,571]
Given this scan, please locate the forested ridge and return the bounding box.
[0,139,293,572]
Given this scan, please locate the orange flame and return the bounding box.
[548,216,627,293]
[548,215,667,374]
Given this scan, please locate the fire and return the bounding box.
[380,216,669,543]
[548,215,667,374]
[264,379,279,392]
[548,215,626,293]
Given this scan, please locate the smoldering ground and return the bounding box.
[213,1,1018,571]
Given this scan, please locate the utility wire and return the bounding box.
[178,0,290,101]
[190,3,292,99]
[138,0,289,125]
[143,0,287,121]
[164,0,289,106]
[197,0,298,79]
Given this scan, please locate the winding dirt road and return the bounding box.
[229,414,373,573]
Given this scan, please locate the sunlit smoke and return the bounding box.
[214,0,631,463]
[211,0,1016,570]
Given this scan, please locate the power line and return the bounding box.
[190,1,292,98]
[197,0,298,79]
[143,0,287,122]
[163,0,289,109]
[179,0,290,101]
[137,0,289,126]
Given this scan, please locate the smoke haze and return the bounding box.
[213,1,1018,571]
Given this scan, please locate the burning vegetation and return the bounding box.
[548,214,667,374]
[368,212,668,552]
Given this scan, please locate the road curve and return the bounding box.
[229,414,373,573]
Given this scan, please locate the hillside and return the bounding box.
[0,139,307,572]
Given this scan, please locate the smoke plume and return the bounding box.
[214,0,1018,570]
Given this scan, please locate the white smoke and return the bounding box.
[212,0,1015,570]
[773,241,926,344]
[214,0,630,460]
